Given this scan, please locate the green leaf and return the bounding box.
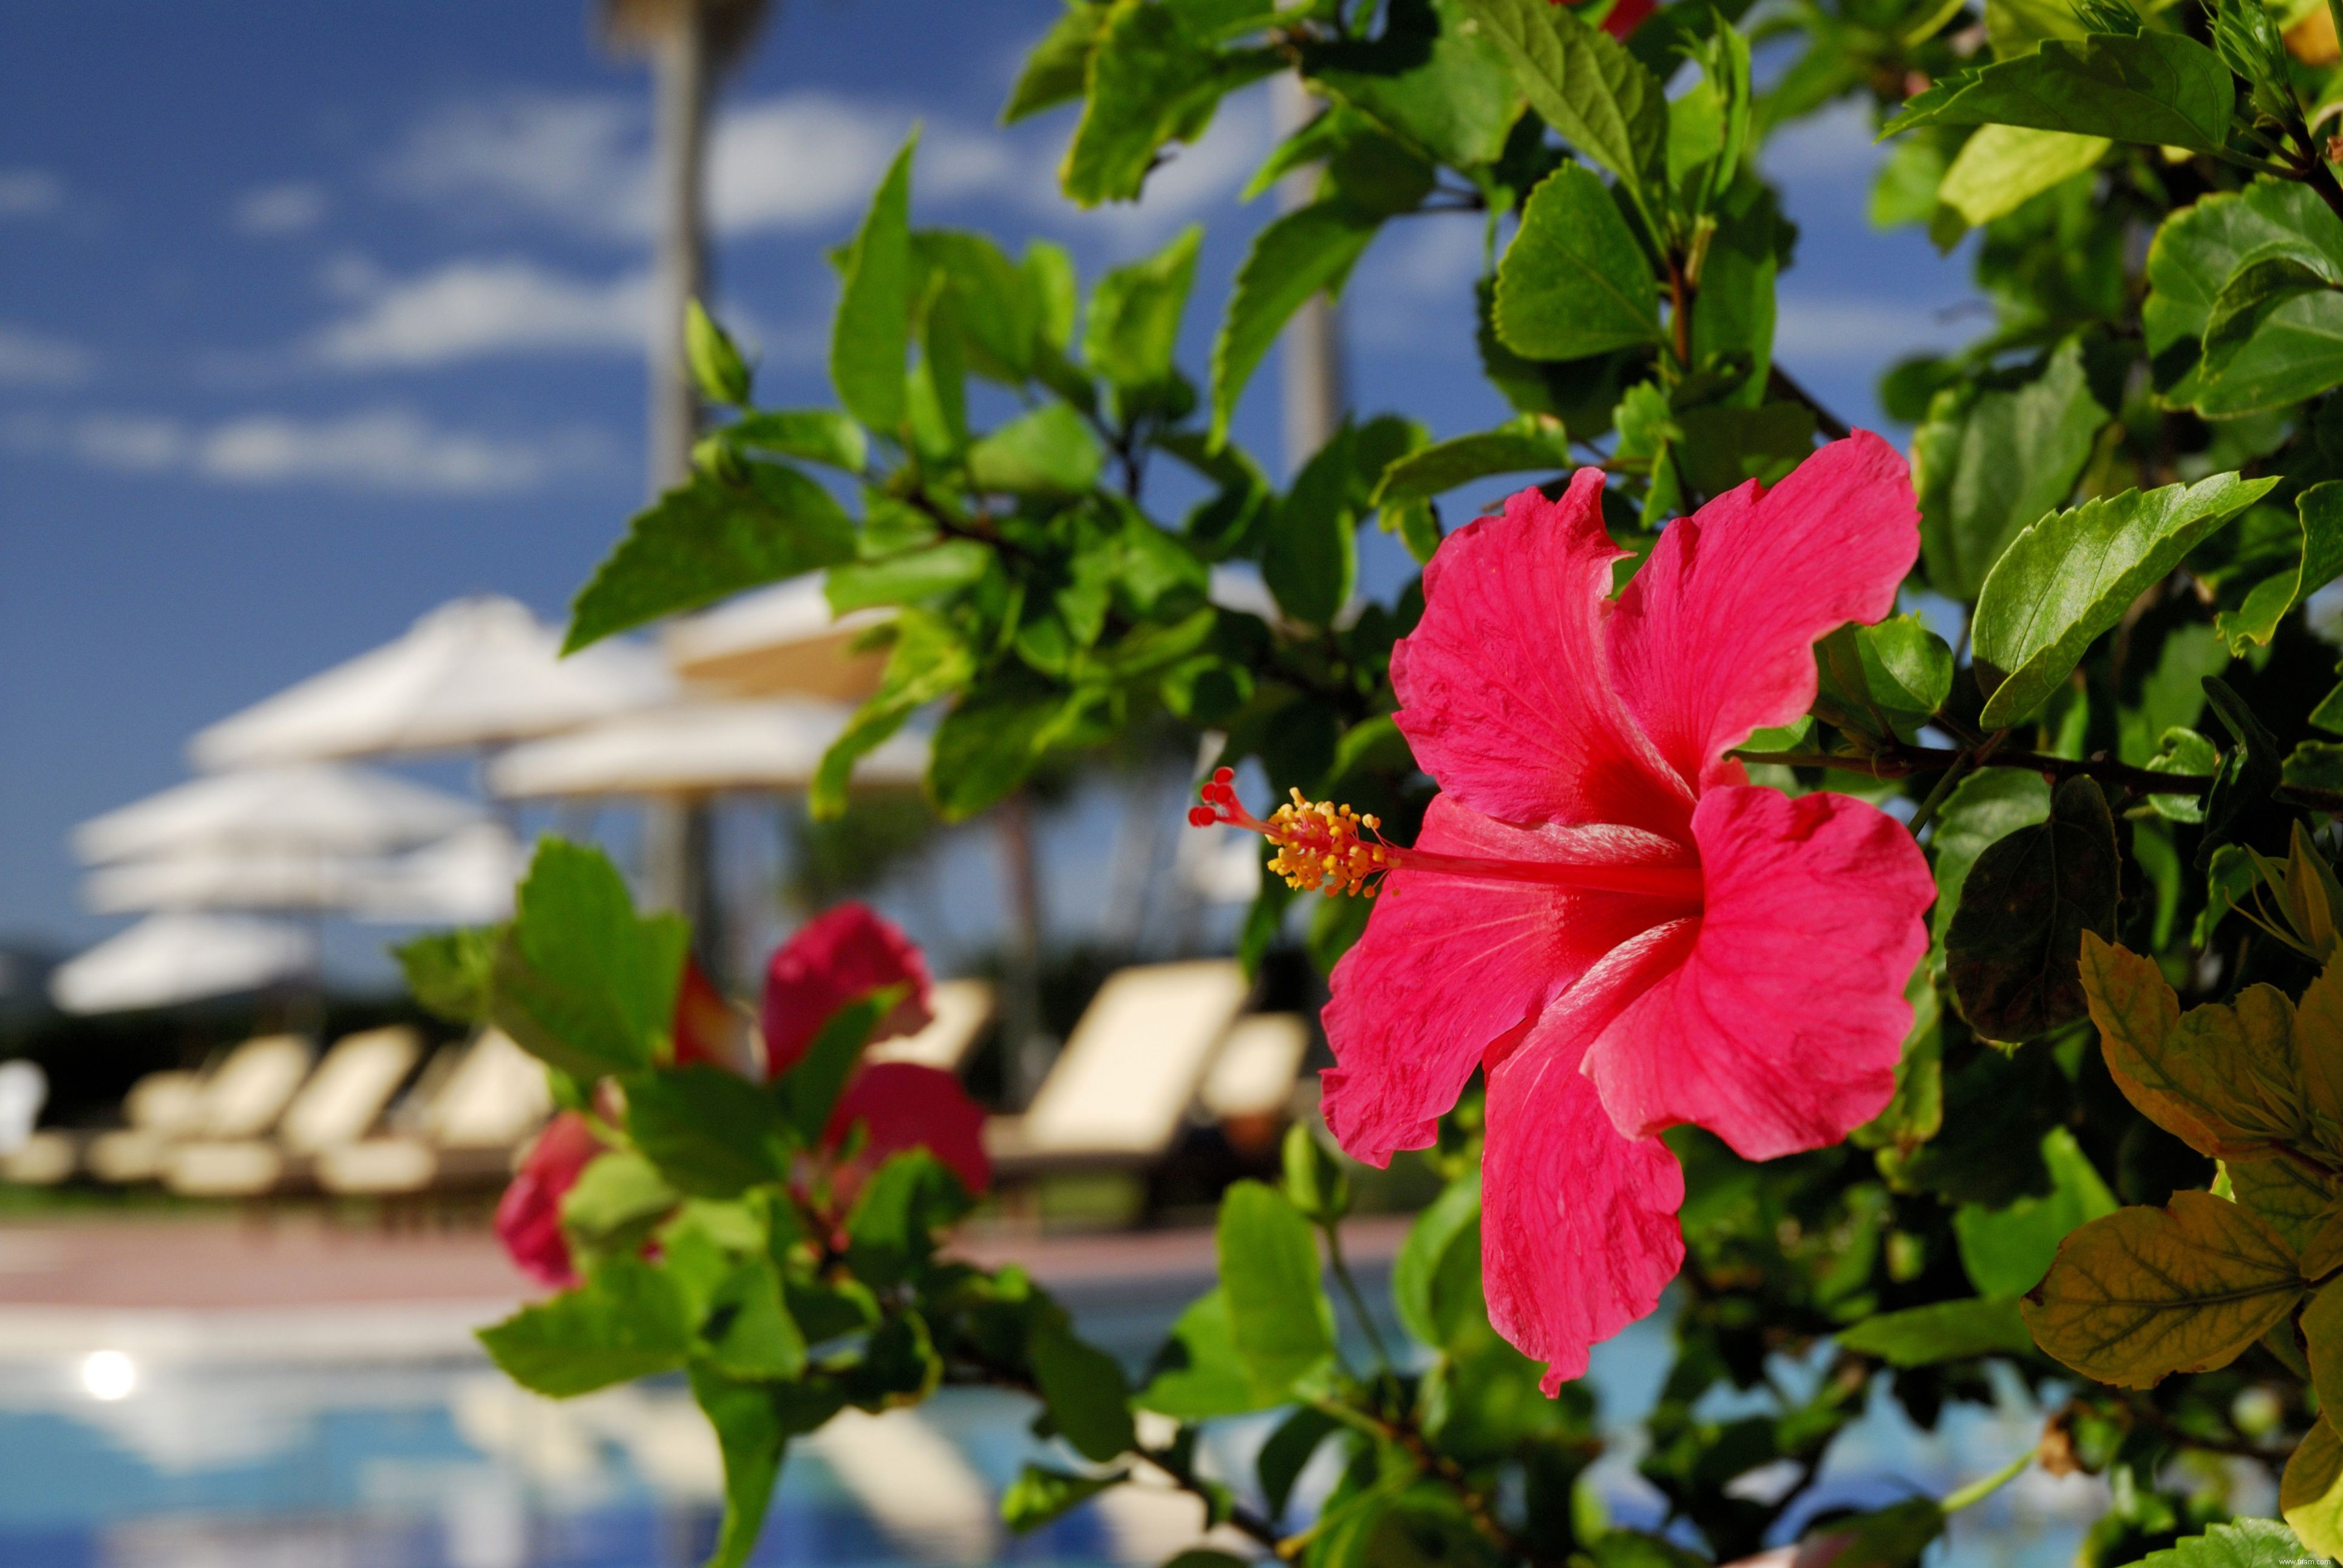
[1303,0,1526,169]
[1208,200,1379,446]
[1458,0,1665,201]
[2079,932,2312,1161]
[560,1147,677,1264]
[826,541,991,613]
[1217,1179,1337,1393]
[685,299,752,406]
[1370,415,1572,517]
[1281,1122,1353,1224]
[1061,1,1275,206]
[928,670,1076,818]
[2285,1418,2343,1561]
[477,1256,695,1397]
[831,133,917,433]
[566,466,858,653]
[1139,1289,1275,1417]
[812,609,976,820]
[724,410,868,472]
[1256,1405,1343,1519]
[394,926,497,1025]
[1670,404,1815,500]
[774,990,897,1143]
[1911,341,2106,600]
[1494,164,1662,362]
[1837,1297,2034,1366]
[1928,768,2053,953]
[1936,125,2109,229]
[2217,483,2343,653]
[1881,32,2234,151]
[1391,1172,1483,1349]
[1001,1462,1126,1533]
[1972,473,2276,728]
[687,1363,787,1568]
[1954,1127,2118,1297]
[965,402,1103,497]
[1084,222,1202,400]
[703,1258,809,1382]
[2022,1191,2304,1387]
[2202,674,2290,866]
[625,1065,795,1198]
[2133,1519,2318,1568]
[843,1149,973,1288]
[490,840,688,1080]
[1005,1,1109,122]
[1263,427,1365,625]
[1944,776,2119,1043]
[2144,178,2343,406]
[1030,1319,1138,1462]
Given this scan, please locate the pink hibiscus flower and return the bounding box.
[1194,433,1934,1391]
[496,908,990,1287]
[755,906,991,1201]
[495,1110,607,1288]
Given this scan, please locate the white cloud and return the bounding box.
[389,87,1048,239]
[0,322,95,385]
[390,92,650,236]
[311,257,651,367]
[0,170,63,219]
[26,406,603,495]
[234,182,328,236]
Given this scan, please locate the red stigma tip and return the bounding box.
[1188,805,1217,827]
[1212,765,1234,785]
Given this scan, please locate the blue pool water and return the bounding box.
[0,1292,2132,1568]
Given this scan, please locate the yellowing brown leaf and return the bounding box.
[2232,1158,2343,1254]
[2080,933,2310,1159]
[2285,1418,2343,1562]
[2021,1190,2303,1388]
[2296,954,2343,1155]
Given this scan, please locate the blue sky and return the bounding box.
[0,0,1980,978]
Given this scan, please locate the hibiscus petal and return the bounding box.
[673,958,759,1077]
[1392,469,1691,838]
[826,1061,992,1198]
[1483,1014,1684,1395]
[1608,432,1919,792]
[1320,795,1695,1165]
[762,904,933,1078]
[1583,784,1934,1161]
[495,1111,606,1289]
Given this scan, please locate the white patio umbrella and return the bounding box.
[74,763,480,864]
[82,847,363,915]
[664,575,890,702]
[486,697,926,801]
[49,914,315,1014]
[188,596,672,770]
[350,823,529,924]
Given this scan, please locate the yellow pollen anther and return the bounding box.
[1259,790,1395,898]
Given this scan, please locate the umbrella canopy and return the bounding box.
[74,763,480,864]
[664,575,889,701]
[50,914,315,1014]
[486,697,927,800]
[189,596,672,770]
[351,823,528,924]
[83,847,361,915]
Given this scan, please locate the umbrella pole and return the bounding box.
[996,791,1046,1105]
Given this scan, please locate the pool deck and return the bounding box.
[0,1211,1410,1361]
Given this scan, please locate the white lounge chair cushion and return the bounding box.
[866,979,995,1073]
[1200,1015,1311,1120]
[313,1137,438,1193]
[278,1027,420,1154]
[196,1034,313,1139]
[163,1139,284,1196]
[86,1127,168,1183]
[427,1030,552,1149]
[993,960,1249,1160]
[2,1130,77,1186]
[124,1070,205,1134]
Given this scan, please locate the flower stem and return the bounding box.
[1321,1217,1395,1371]
[1940,1448,2032,1513]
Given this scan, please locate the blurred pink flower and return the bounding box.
[494,1110,605,1288]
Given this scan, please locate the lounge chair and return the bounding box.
[160,1025,423,1197]
[983,961,1250,1175]
[84,1034,311,1184]
[865,979,995,1073]
[1197,1013,1313,1153]
[312,1029,553,1196]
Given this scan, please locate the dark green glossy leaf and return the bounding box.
[812,609,976,819]
[1972,473,2274,727]
[1458,0,1665,199]
[1494,164,1662,362]
[626,1064,794,1199]
[1061,1,1276,206]
[1945,776,2118,1042]
[1084,222,1202,401]
[1882,32,2233,151]
[1029,1319,1137,1462]
[831,134,917,432]
[1303,0,1526,169]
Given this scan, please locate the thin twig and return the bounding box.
[1767,364,1854,440]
